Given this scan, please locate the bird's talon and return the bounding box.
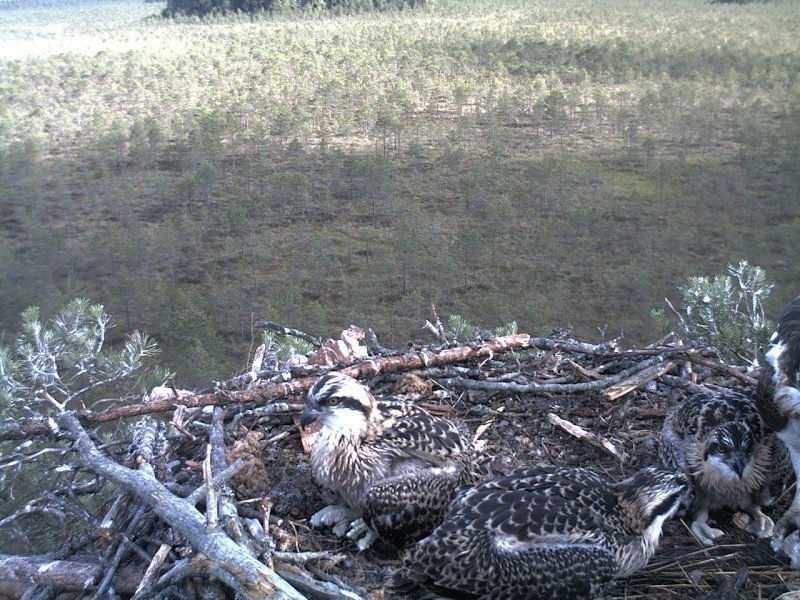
[355,529,379,551]
[691,520,724,546]
[346,517,379,549]
[744,513,774,538]
[346,517,370,539]
[309,505,356,530]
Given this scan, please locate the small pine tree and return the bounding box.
[0,298,168,413]
[447,314,476,343]
[0,299,169,551]
[652,260,773,365]
[259,330,315,367]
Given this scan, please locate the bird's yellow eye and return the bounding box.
[326,397,342,406]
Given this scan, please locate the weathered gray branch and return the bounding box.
[57,411,306,600]
[0,555,142,594]
[438,353,677,396]
[0,337,747,448]
[255,321,323,347]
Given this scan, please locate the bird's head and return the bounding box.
[617,466,691,527]
[300,373,376,434]
[614,466,691,576]
[704,422,755,480]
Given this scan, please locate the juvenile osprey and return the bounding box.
[757,294,800,539]
[300,372,490,549]
[658,388,782,545]
[388,465,689,600]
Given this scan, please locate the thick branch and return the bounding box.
[0,418,58,441]
[340,333,532,377]
[602,361,676,400]
[0,555,142,594]
[686,353,758,385]
[57,412,305,600]
[439,353,676,396]
[0,337,741,444]
[70,335,534,425]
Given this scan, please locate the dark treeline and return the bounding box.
[163,0,423,18]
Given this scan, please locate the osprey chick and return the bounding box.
[388,465,689,600]
[756,294,800,539]
[300,372,490,549]
[659,388,783,545]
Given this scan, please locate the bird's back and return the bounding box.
[361,400,492,546]
[389,467,628,600]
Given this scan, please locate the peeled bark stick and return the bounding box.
[547,412,629,463]
[135,544,172,595]
[97,494,130,540]
[62,334,533,426]
[602,361,675,401]
[0,338,719,443]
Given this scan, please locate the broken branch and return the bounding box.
[547,412,629,463]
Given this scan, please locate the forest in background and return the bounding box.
[0,0,799,386]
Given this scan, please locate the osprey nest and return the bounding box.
[1,319,798,600]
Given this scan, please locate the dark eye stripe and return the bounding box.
[309,374,354,400]
[334,396,369,414]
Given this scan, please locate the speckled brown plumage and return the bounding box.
[388,465,689,600]
[300,373,491,548]
[659,388,786,545]
[756,294,800,538]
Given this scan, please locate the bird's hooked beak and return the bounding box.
[728,452,748,479]
[299,405,320,430]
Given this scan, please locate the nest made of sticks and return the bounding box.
[2,328,799,600]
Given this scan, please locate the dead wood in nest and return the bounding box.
[1,326,789,600]
[546,412,630,463]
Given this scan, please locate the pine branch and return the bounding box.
[57,411,306,600]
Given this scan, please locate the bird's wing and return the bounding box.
[355,405,486,546]
[362,466,466,547]
[666,390,762,438]
[377,409,472,466]
[451,466,612,539]
[397,467,617,600]
[405,535,616,600]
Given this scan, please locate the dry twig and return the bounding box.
[546,412,629,463]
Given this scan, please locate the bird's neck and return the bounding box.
[320,413,369,446]
[616,511,670,577]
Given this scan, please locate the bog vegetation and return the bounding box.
[0,0,799,386]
